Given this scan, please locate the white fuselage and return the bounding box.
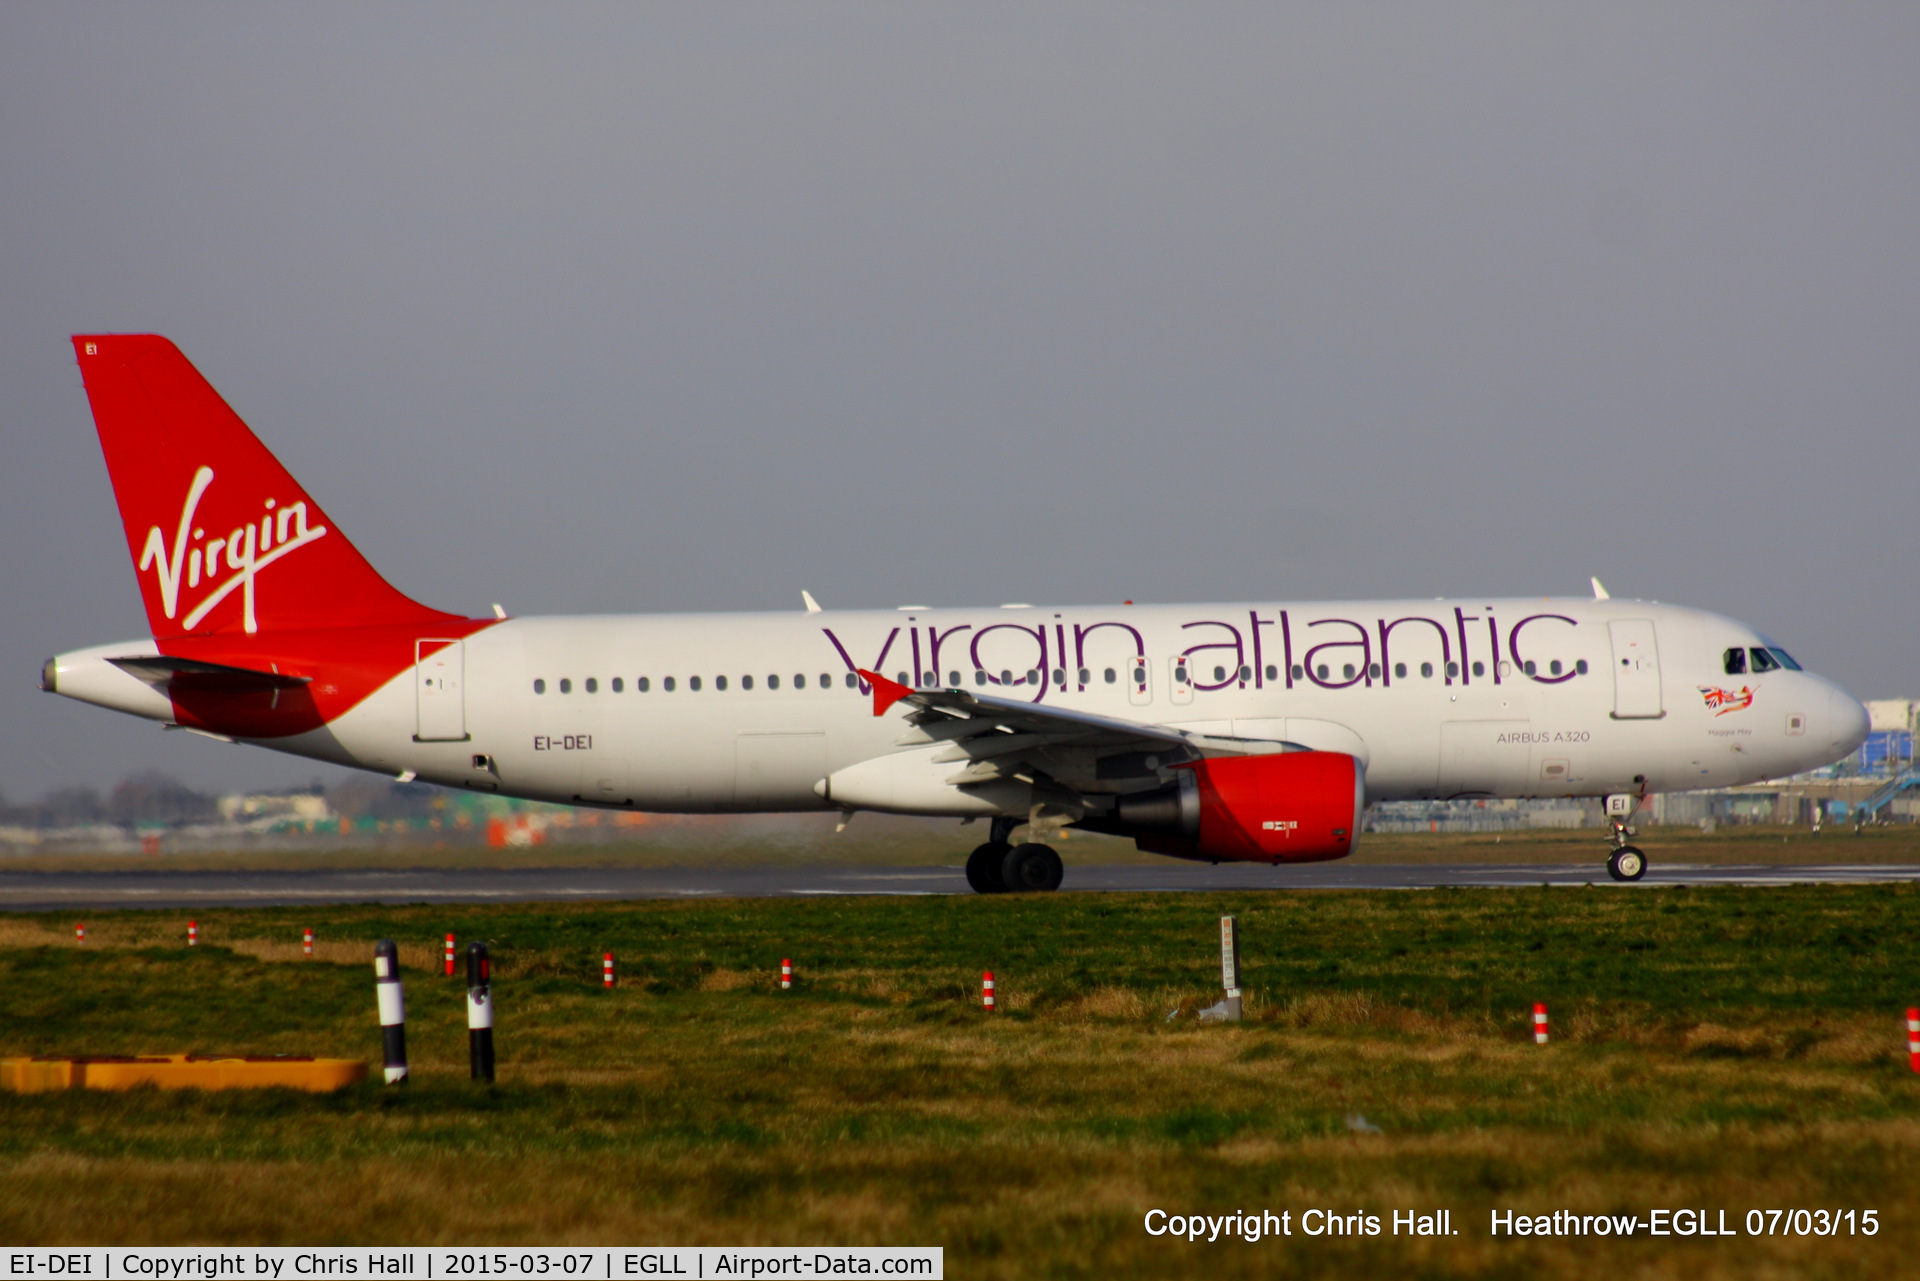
[52,597,1870,819]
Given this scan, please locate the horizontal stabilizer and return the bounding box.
[108,655,312,694]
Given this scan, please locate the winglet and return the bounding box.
[1590,577,1610,600]
[802,590,823,614]
[859,669,912,717]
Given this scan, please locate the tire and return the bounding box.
[1000,843,1064,893]
[966,842,1010,894]
[1607,846,1647,882]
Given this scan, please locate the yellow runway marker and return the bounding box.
[1,1054,365,1093]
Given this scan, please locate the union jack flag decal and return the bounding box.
[1699,685,1755,716]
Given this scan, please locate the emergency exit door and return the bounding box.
[1607,619,1663,719]
[414,639,468,741]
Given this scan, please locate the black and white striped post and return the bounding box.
[467,941,495,1082]
[373,939,408,1085]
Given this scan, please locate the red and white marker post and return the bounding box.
[781,958,793,991]
[74,923,85,944]
[1533,1002,1550,1045]
[188,920,198,947]
[444,933,456,977]
[603,952,615,989]
[983,971,997,1013]
[303,927,314,958]
[1907,1008,1919,1074]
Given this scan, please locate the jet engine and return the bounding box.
[1096,750,1364,864]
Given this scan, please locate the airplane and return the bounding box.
[42,335,1872,891]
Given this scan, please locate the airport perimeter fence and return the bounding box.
[1365,802,1600,834]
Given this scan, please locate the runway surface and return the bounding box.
[2,861,1916,910]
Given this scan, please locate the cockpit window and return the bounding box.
[1769,648,1802,671]
[1723,647,1746,676]
[1748,647,1781,674]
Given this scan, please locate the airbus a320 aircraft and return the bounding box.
[44,336,1871,891]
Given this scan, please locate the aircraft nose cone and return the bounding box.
[1828,686,1870,755]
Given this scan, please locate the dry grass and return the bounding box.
[3,887,1919,1275]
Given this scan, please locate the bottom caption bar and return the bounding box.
[4,1249,943,1280]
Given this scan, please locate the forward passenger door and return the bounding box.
[1607,620,1664,719]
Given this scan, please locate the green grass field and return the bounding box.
[4,881,1920,1277]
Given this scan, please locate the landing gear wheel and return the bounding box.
[1607,846,1647,882]
[966,843,1010,894]
[1000,843,1064,893]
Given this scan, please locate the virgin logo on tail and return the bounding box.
[139,465,329,634]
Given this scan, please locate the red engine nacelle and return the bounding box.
[1127,751,1364,864]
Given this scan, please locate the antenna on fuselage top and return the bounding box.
[1590,578,1610,600]
[802,590,823,614]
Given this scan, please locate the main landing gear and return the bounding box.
[966,818,1065,894]
[1604,790,1648,882]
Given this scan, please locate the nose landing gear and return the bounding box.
[1607,844,1647,882]
[1604,791,1648,882]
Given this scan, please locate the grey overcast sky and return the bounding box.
[2,4,1915,799]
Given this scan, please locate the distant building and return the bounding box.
[217,791,332,827]
[1866,700,1917,733]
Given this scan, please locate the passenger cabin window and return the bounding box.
[559,678,572,694]
[1264,665,1277,681]
[1342,664,1356,680]
[1575,660,1589,675]
[716,675,728,691]
[1724,647,1747,676]
[1174,665,1189,682]
[768,674,779,690]
[975,670,989,686]
[742,675,753,690]
[1548,660,1561,676]
[1105,667,1118,683]
[1239,666,1253,681]
[585,677,598,693]
[1749,648,1782,674]
[1420,662,1433,678]
[1316,665,1330,680]
[690,676,702,691]
[1367,664,1380,680]
[1471,661,1485,677]
[638,677,651,692]
[1394,663,1407,679]
[1446,661,1459,679]
[844,673,857,689]
[1291,665,1304,681]
[664,677,676,692]
[533,679,546,694]
[1213,666,1226,682]
[949,671,961,687]
[612,677,624,692]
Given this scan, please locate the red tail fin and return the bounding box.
[72,335,464,638]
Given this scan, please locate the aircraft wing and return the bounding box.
[858,669,1290,794]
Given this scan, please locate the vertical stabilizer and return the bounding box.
[72,335,464,638]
